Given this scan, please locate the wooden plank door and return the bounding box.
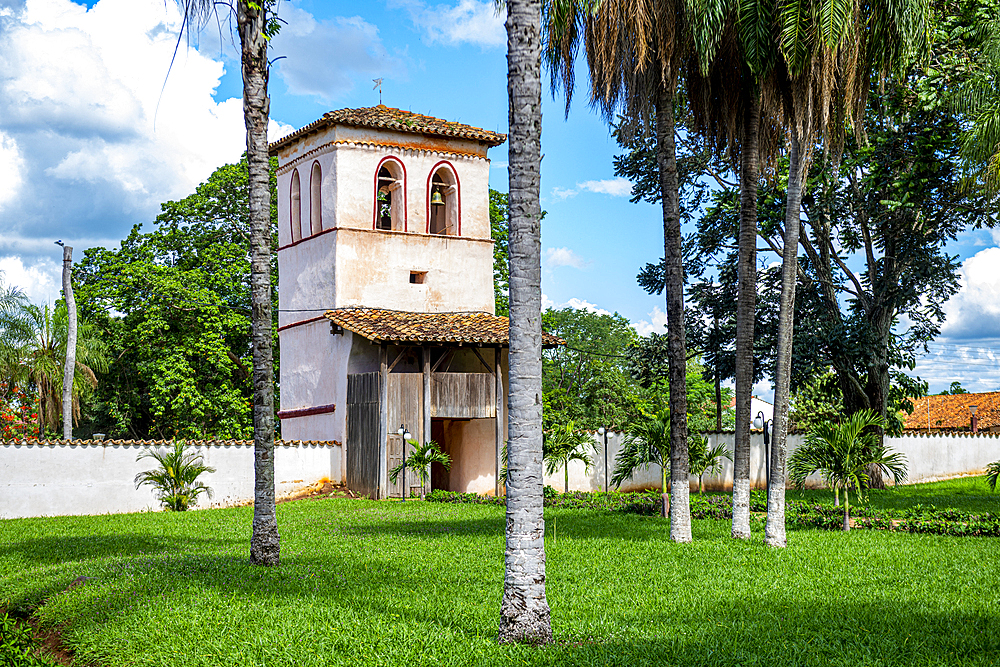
[387,434,404,498]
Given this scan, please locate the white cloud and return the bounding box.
[550,177,633,200]
[0,0,290,263]
[544,247,588,269]
[632,305,667,336]
[578,177,632,197]
[0,131,24,207]
[392,0,505,48]
[940,247,1000,339]
[272,7,404,102]
[562,298,613,317]
[0,255,60,304]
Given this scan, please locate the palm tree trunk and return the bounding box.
[834,485,839,506]
[766,130,806,549]
[732,94,760,540]
[498,0,552,645]
[60,245,76,441]
[564,462,569,494]
[239,1,279,567]
[654,86,691,544]
[843,487,850,532]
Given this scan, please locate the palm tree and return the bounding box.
[788,409,907,531]
[763,0,929,548]
[175,0,280,566]
[9,303,107,436]
[612,412,670,515]
[498,0,552,645]
[544,0,695,543]
[543,422,593,493]
[389,440,451,500]
[984,460,999,492]
[135,440,217,511]
[687,435,730,494]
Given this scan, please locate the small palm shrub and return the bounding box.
[688,435,731,494]
[543,421,593,493]
[134,440,216,511]
[987,460,999,491]
[612,412,670,494]
[789,409,907,531]
[389,440,451,499]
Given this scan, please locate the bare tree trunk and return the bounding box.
[733,95,760,540]
[60,245,76,440]
[239,1,279,567]
[767,130,806,549]
[655,87,691,544]
[498,0,552,645]
[843,487,850,531]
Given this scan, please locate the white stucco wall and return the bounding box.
[0,440,339,519]
[544,431,1000,493]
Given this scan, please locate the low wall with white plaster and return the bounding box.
[544,431,1000,493]
[0,440,340,519]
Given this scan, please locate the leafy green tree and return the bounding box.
[542,421,593,493]
[789,368,844,434]
[940,381,969,395]
[687,435,731,494]
[789,410,908,531]
[76,157,277,440]
[490,190,511,317]
[542,306,642,431]
[389,440,451,500]
[134,440,216,511]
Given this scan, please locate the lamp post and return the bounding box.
[396,424,411,500]
[597,426,609,493]
[970,405,978,434]
[753,411,772,486]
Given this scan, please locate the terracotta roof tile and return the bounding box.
[903,391,1000,431]
[270,105,507,153]
[325,308,565,347]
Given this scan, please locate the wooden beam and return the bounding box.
[378,344,388,500]
[471,347,495,376]
[431,348,454,373]
[495,346,503,498]
[387,346,410,373]
[423,346,432,492]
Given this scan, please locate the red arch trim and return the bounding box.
[372,156,408,232]
[289,168,301,243]
[425,160,461,236]
[309,161,323,235]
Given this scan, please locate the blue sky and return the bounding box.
[1,0,999,396]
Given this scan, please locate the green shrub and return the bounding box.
[0,614,57,667]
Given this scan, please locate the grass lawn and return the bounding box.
[784,476,1000,514]
[2,491,998,667]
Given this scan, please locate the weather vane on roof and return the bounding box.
[373,78,384,105]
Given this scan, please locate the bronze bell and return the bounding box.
[431,189,445,206]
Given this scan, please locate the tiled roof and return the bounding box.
[903,391,1000,431]
[1,439,339,448]
[325,308,565,347]
[270,105,507,153]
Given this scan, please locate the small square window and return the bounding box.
[410,271,427,284]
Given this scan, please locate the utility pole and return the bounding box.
[57,241,76,440]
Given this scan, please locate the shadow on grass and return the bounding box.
[0,533,243,566]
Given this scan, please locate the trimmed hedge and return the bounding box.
[425,488,1000,536]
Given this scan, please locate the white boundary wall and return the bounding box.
[1,440,339,519]
[544,431,1000,493]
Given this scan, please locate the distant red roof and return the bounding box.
[904,391,1000,432]
[270,105,507,154]
[325,308,564,348]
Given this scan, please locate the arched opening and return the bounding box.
[309,161,323,235]
[428,165,458,235]
[375,159,405,231]
[290,169,302,243]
